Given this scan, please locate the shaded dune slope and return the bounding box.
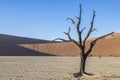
[0,34,55,56]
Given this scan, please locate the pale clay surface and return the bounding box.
[0,57,120,80]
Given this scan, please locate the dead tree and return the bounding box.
[53,5,114,77]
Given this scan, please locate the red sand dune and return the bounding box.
[0,33,120,56]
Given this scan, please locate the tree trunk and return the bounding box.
[83,55,87,74]
[80,53,87,75]
[79,55,83,76]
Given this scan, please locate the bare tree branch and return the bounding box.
[51,38,68,42]
[83,10,96,46]
[86,32,114,56]
[81,27,86,33]
[76,4,83,47]
[64,27,80,47]
[93,32,114,42]
[91,28,97,32]
[64,27,71,39]
[64,27,71,34]
[76,4,82,28]
[75,16,80,21]
[72,39,80,48]
[66,18,76,25]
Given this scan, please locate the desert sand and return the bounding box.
[0,56,119,80]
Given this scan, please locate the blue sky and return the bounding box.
[0,0,120,40]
